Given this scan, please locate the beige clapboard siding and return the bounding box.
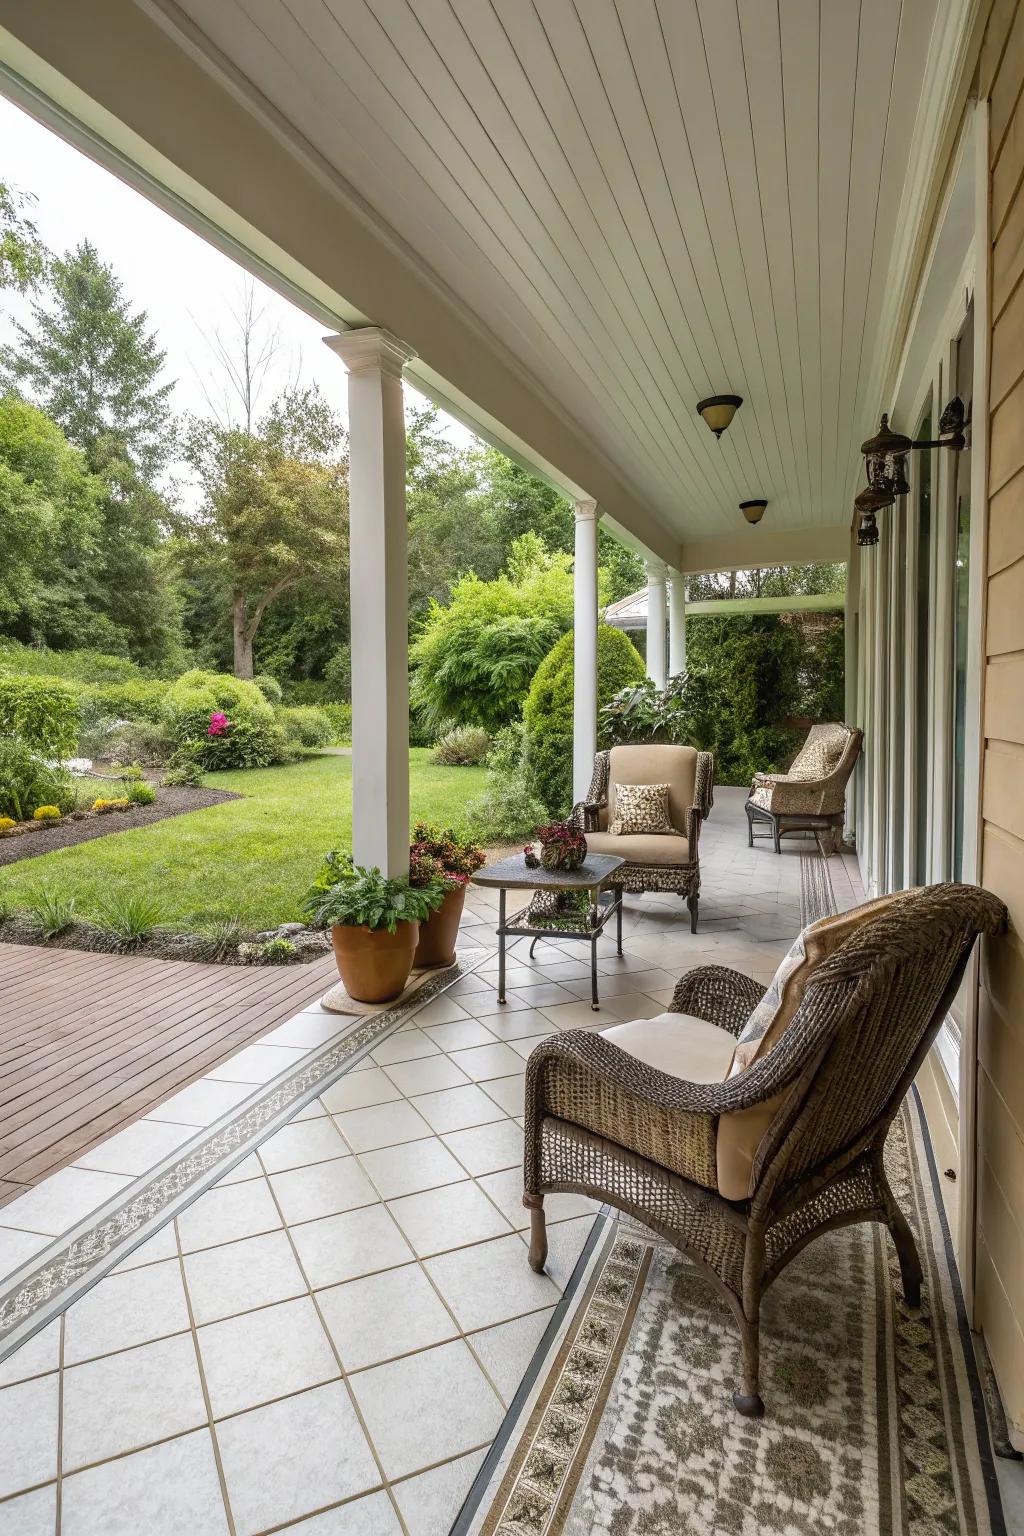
[979,0,1024,1443]
[986,558,1024,653]
[987,469,1024,572]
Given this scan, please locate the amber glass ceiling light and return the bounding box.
[696,394,743,437]
[739,499,768,524]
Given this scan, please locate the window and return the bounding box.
[913,400,932,885]
[951,300,974,881]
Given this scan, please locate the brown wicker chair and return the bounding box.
[571,744,715,932]
[746,722,862,853]
[523,884,1005,1415]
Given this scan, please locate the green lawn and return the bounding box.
[0,750,488,931]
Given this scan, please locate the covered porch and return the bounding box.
[1,0,1023,1530]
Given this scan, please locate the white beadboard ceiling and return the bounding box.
[165,0,940,541]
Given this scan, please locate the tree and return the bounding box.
[1,240,175,479]
[181,386,348,678]
[687,562,846,601]
[406,405,503,625]
[0,182,47,293]
[190,275,289,432]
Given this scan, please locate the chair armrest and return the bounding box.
[686,803,702,852]
[669,966,767,1038]
[570,799,603,833]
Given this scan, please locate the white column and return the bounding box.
[572,499,601,803]
[645,558,667,689]
[324,328,415,877]
[668,570,687,678]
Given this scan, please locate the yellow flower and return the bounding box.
[33,805,61,821]
[0,817,16,833]
[92,797,131,813]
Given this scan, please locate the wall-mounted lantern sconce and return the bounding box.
[696,394,743,438]
[739,499,768,524]
[855,397,966,548]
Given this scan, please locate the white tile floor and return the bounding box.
[0,789,900,1535]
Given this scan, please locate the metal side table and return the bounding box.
[471,852,625,1011]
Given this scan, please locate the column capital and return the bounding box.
[324,327,417,379]
[573,498,602,522]
[645,557,667,580]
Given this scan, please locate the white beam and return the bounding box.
[679,524,849,574]
[572,500,601,803]
[325,327,414,877]
[668,571,686,677]
[645,559,667,690]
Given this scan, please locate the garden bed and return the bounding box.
[0,780,240,866]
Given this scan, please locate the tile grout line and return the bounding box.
[55,1310,65,1535]
[173,1213,238,1536]
[257,1149,411,1536]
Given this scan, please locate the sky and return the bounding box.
[0,94,470,494]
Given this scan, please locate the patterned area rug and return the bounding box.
[459,1090,1005,1535]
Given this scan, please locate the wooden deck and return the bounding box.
[0,943,339,1209]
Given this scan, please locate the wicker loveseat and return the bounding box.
[746,721,862,853]
[571,744,714,932]
[523,884,1005,1415]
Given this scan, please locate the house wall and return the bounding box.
[975,0,1024,1448]
[850,0,1024,1446]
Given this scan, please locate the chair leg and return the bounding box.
[734,1312,765,1417]
[772,817,782,854]
[525,1197,548,1273]
[888,1204,923,1308]
[687,892,699,934]
[746,809,754,848]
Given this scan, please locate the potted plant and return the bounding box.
[409,822,486,968]
[302,865,445,1002]
[535,820,587,871]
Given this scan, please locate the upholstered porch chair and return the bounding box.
[522,884,1005,1415]
[746,722,863,853]
[571,743,714,932]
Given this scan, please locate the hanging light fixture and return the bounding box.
[856,396,967,551]
[739,499,768,524]
[696,394,743,438]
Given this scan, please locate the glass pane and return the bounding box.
[952,301,974,881]
[914,402,932,885]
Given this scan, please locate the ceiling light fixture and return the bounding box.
[740,499,768,525]
[696,394,743,438]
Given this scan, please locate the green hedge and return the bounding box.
[76,678,169,726]
[0,640,144,684]
[0,674,80,757]
[278,705,333,748]
[523,625,645,815]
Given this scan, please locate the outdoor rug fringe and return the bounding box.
[457,1087,1006,1536]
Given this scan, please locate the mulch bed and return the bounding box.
[0,781,240,867]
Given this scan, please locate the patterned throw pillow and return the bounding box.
[608,782,674,835]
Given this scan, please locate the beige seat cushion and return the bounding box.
[599,1014,779,1203]
[604,744,697,834]
[586,830,690,866]
[601,1013,735,1080]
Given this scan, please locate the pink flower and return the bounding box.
[208,711,229,736]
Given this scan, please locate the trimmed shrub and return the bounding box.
[523,626,645,816]
[254,674,283,705]
[278,705,333,749]
[0,674,80,757]
[163,670,284,770]
[432,725,490,766]
[161,760,204,788]
[465,775,546,844]
[106,720,174,768]
[76,679,169,726]
[0,641,143,684]
[0,738,75,820]
[322,703,352,744]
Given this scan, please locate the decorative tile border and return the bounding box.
[0,946,487,1362]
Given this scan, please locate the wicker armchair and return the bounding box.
[523,884,1005,1415]
[746,722,862,853]
[571,744,715,932]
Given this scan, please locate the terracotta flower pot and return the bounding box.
[414,885,465,969]
[330,919,419,1003]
